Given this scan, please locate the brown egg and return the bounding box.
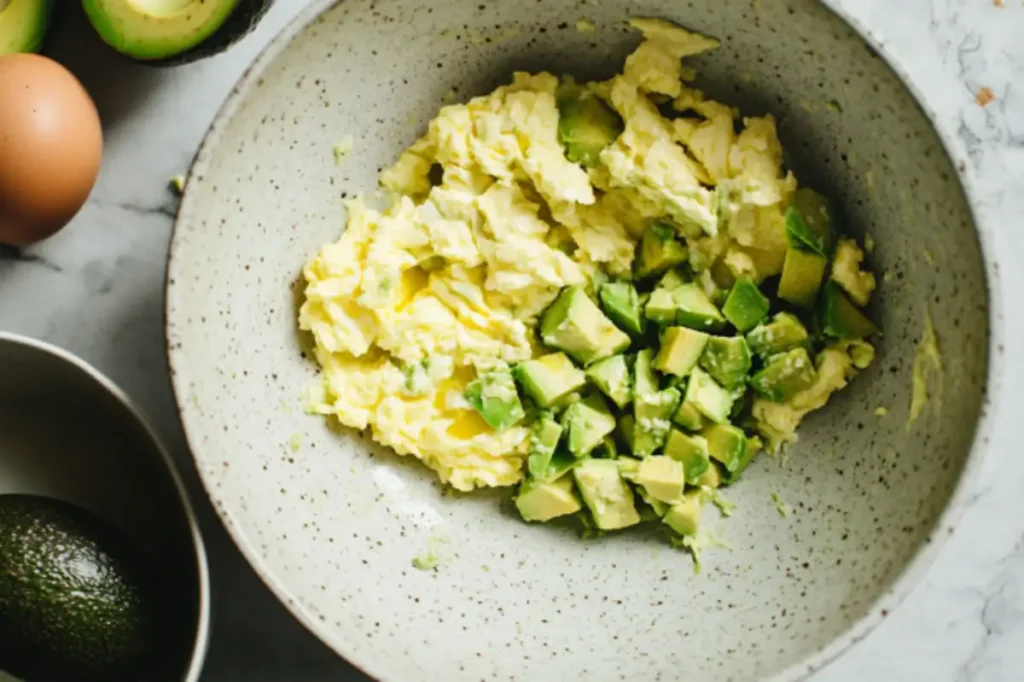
[0,54,103,246]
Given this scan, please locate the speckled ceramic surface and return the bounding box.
[165,1,997,680]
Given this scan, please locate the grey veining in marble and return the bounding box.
[1,1,1022,680]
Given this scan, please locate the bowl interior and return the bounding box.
[167,0,988,680]
[0,336,208,682]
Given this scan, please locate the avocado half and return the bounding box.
[82,0,274,64]
[0,0,53,55]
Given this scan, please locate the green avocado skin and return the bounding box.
[0,495,160,682]
[157,0,276,65]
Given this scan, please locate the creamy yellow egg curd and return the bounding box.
[299,19,878,546]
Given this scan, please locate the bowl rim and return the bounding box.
[0,331,213,682]
[165,0,1006,680]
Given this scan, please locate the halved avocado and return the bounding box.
[82,0,272,63]
[0,0,52,55]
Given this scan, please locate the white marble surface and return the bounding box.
[1,1,1022,680]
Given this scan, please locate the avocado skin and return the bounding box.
[0,495,161,682]
[156,0,276,66]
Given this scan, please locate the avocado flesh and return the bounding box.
[636,222,688,279]
[746,312,809,360]
[0,495,161,682]
[541,286,631,366]
[777,247,827,308]
[585,354,633,409]
[0,0,50,54]
[464,366,525,430]
[514,352,586,408]
[557,89,624,168]
[785,188,835,257]
[750,347,816,402]
[563,393,617,458]
[573,459,641,530]
[515,476,582,522]
[599,281,645,337]
[698,336,752,390]
[721,276,770,333]
[82,0,242,60]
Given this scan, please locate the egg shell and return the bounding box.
[0,54,103,246]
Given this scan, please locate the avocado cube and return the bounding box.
[585,354,633,409]
[698,336,752,390]
[722,276,770,333]
[777,247,827,308]
[785,188,836,257]
[632,348,659,396]
[515,475,583,522]
[663,429,711,484]
[663,490,703,536]
[557,88,624,168]
[526,412,564,480]
[636,221,689,279]
[672,398,707,431]
[541,286,631,366]
[563,394,617,458]
[599,281,645,337]
[750,348,816,402]
[819,281,878,339]
[644,287,681,326]
[464,367,525,430]
[632,388,680,457]
[693,462,725,489]
[654,326,710,377]
[645,282,726,331]
[658,268,688,291]
[636,489,670,519]
[746,312,810,360]
[636,456,686,503]
[514,352,587,408]
[702,423,749,474]
[683,368,734,424]
[573,459,641,530]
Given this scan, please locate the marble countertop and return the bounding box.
[1,0,1022,680]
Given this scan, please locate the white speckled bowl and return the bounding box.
[166,1,1002,680]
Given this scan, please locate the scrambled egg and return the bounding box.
[300,19,805,490]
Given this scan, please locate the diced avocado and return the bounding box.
[540,286,631,365]
[0,0,52,55]
[617,413,636,452]
[672,398,707,431]
[644,287,680,326]
[785,188,835,257]
[750,348,816,402]
[698,336,752,389]
[658,268,688,291]
[746,312,809,360]
[514,352,587,408]
[636,489,670,519]
[526,412,564,480]
[672,285,725,331]
[654,327,709,377]
[598,281,645,337]
[663,490,703,536]
[694,462,724,489]
[702,423,749,474]
[819,281,878,339]
[573,459,641,530]
[632,388,680,457]
[463,366,525,430]
[663,429,711,484]
[683,368,734,424]
[722,276,770,333]
[631,348,680,456]
[777,247,827,308]
[585,355,633,409]
[636,456,686,503]
[515,475,583,522]
[557,87,624,168]
[645,283,726,331]
[82,0,250,61]
[636,221,689,279]
[632,348,659,396]
[563,394,617,458]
